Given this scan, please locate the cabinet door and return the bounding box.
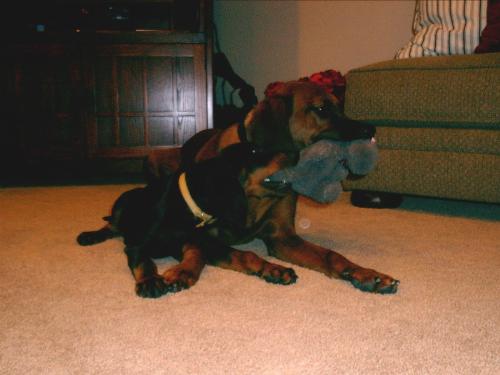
[1,44,85,163]
[87,44,207,158]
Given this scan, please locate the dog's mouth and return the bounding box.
[261,177,293,192]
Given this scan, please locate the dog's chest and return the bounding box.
[241,164,290,230]
[244,185,286,230]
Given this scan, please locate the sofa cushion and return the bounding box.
[345,53,500,129]
[374,127,500,154]
[343,148,500,203]
[395,0,488,58]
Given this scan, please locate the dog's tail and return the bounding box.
[76,226,117,246]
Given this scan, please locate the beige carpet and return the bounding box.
[1,185,499,374]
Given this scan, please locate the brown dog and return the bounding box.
[147,80,399,294]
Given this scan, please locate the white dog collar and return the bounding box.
[178,172,216,228]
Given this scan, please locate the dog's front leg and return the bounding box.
[262,194,399,294]
[125,245,170,298]
[162,242,206,292]
[202,238,297,285]
[266,234,398,293]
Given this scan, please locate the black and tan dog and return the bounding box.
[146,80,399,295]
[78,143,298,298]
[79,80,399,297]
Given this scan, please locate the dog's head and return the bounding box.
[245,80,375,152]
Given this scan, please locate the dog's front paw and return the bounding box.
[163,266,200,293]
[135,276,170,298]
[260,265,298,285]
[341,268,399,294]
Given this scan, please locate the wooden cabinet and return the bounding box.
[87,43,208,158]
[2,44,86,163]
[1,1,212,182]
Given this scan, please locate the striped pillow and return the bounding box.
[396,0,488,59]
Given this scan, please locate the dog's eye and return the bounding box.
[311,104,331,118]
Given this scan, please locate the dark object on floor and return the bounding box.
[351,190,403,209]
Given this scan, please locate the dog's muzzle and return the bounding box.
[315,118,376,142]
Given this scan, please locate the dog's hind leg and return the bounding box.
[77,225,118,246]
[162,242,206,292]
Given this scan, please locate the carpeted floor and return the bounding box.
[1,185,499,374]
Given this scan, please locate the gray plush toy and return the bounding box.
[264,138,378,203]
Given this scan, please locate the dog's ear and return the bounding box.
[246,94,295,152]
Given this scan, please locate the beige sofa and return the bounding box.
[342,53,500,203]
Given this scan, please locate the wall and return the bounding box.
[214,0,415,100]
